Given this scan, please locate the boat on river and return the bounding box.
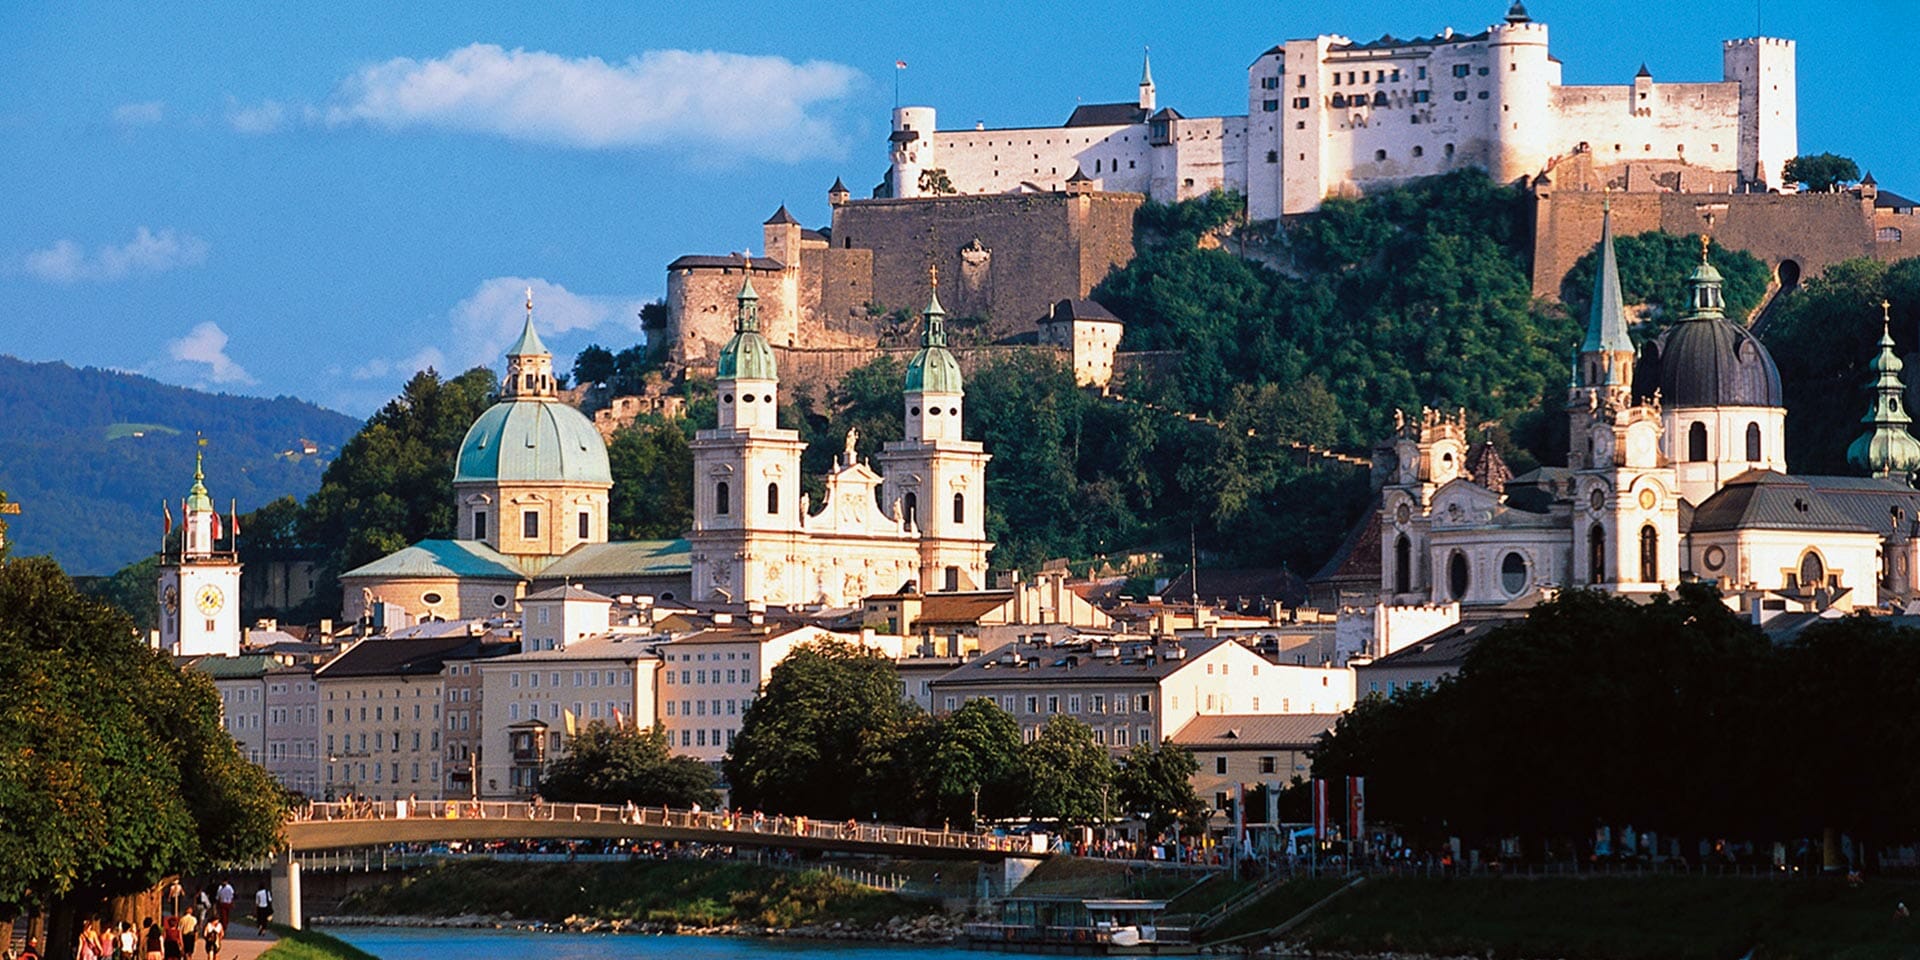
[962,897,1196,955]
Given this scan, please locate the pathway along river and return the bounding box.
[328,927,1054,960]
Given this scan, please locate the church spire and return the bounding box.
[506,286,549,357]
[922,264,947,349]
[1138,48,1156,112]
[1847,300,1920,484]
[1575,205,1635,391]
[502,286,557,399]
[736,274,761,334]
[1684,234,1726,320]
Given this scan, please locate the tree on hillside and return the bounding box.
[1783,153,1860,193]
[572,344,616,388]
[298,366,497,583]
[907,698,1026,826]
[1116,739,1206,836]
[0,557,283,960]
[724,641,916,819]
[1020,716,1116,826]
[1559,231,1773,325]
[1761,256,1920,475]
[606,417,694,539]
[538,723,718,809]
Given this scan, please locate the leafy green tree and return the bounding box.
[0,556,283,959]
[1116,739,1206,836]
[1559,231,1773,324]
[299,366,497,587]
[724,641,916,819]
[606,417,694,539]
[1761,256,1920,475]
[572,344,616,387]
[909,699,1025,826]
[1782,152,1860,192]
[538,722,718,808]
[1019,716,1116,826]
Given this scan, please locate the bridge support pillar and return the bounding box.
[1001,857,1042,894]
[271,851,303,930]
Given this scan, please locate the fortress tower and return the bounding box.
[1486,4,1554,184]
[1723,37,1797,189]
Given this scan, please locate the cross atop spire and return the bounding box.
[506,287,550,358]
[923,264,947,347]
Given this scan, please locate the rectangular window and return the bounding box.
[1418,66,1427,79]
[666,701,675,716]
[473,511,488,540]
[1025,695,1039,714]
[1138,725,1151,745]
[1262,99,1278,112]
[1260,756,1277,774]
[1091,694,1106,713]
[1292,97,1309,109]
[522,510,539,539]
[1261,76,1279,89]
[1047,695,1060,714]
[1216,756,1228,774]
[578,511,590,540]
[1413,90,1430,103]
[1137,693,1151,712]
[945,696,957,711]
[1452,64,1470,78]
[1114,726,1128,746]
[1068,695,1082,713]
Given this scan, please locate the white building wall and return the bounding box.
[1665,406,1788,507]
[927,122,1153,195]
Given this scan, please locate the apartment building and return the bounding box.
[476,634,662,798]
[316,634,511,801]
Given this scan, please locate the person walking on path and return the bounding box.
[251,887,272,935]
[142,918,163,960]
[215,882,234,927]
[179,909,198,959]
[199,918,223,960]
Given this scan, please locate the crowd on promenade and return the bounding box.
[15,879,279,960]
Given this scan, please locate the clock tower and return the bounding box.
[157,441,242,657]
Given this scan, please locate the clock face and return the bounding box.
[1638,488,1658,510]
[163,586,180,613]
[1589,488,1606,512]
[195,584,226,616]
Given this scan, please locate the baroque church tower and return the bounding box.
[690,278,808,603]
[157,441,241,657]
[1568,209,1677,590]
[878,278,993,592]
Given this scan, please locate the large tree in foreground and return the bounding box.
[1020,716,1116,827]
[538,722,717,809]
[0,557,284,960]
[723,641,915,819]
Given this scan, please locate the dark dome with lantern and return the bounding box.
[1632,251,1783,409]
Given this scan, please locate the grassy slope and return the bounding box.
[337,859,940,928]
[259,925,382,960]
[1294,876,1920,960]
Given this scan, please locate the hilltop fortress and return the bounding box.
[661,3,1915,385]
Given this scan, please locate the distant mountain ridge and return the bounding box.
[0,355,362,574]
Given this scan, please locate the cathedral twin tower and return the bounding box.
[689,276,992,607]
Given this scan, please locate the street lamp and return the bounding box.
[971,782,981,828]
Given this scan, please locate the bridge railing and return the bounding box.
[290,799,1037,855]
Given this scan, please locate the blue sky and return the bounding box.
[3,0,1913,417]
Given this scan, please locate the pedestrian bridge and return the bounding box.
[272,800,1049,928]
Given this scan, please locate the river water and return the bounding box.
[328,927,1051,960]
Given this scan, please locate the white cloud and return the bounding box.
[168,321,256,385]
[351,345,447,382]
[443,276,649,371]
[323,43,861,161]
[112,100,165,127]
[20,227,209,284]
[226,97,288,134]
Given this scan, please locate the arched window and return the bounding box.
[1688,422,1708,462]
[1799,550,1825,588]
[1393,534,1412,594]
[767,482,780,515]
[1639,524,1659,583]
[953,492,966,524]
[903,491,918,528]
[1447,551,1470,601]
[1588,524,1606,583]
[1746,422,1761,461]
[715,481,730,516]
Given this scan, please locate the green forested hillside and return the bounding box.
[0,356,361,573]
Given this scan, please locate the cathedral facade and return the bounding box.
[1381,211,1920,613]
[690,277,992,607]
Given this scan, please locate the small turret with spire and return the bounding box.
[716,275,779,430]
[1847,300,1920,484]
[503,286,557,400]
[1138,48,1156,113]
[903,265,966,443]
[1571,205,1636,404]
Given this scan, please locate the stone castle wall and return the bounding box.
[1532,186,1891,303]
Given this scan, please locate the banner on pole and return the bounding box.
[1312,779,1328,840]
[1347,776,1366,841]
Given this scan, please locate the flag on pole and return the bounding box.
[163,499,173,544]
[1312,778,1329,841]
[230,499,241,542]
[1347,776,1366,841]
[211,510,222,541]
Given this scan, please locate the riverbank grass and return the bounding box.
[259,924,382,960]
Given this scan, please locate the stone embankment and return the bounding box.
[313,913,965,944]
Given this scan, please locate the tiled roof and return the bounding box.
[1689,471,1876,534]
[523,583,616,603]
[764,205,800,225]
[1799,475,1920,535]
[535,540,692,580]
[339,539,527,582]
[317,636,513,679]
[934,636,1231,687]
[1874,189,1917,210]
[917,592,1017,625]
[191,653,283,679]
[1042,299,1122,324]
[666,255,785,271]
[1162,568,1307,609]
[1172,713,1341,749]
[487,632,662,662]
[1064,103,1148,127]
[1362,619,1512,667]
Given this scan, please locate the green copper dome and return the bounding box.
[718,276,778,381]
[904,288,964,395]
[1848,308,1920,482]
[184,444,215,513]
[454,398,611,486]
